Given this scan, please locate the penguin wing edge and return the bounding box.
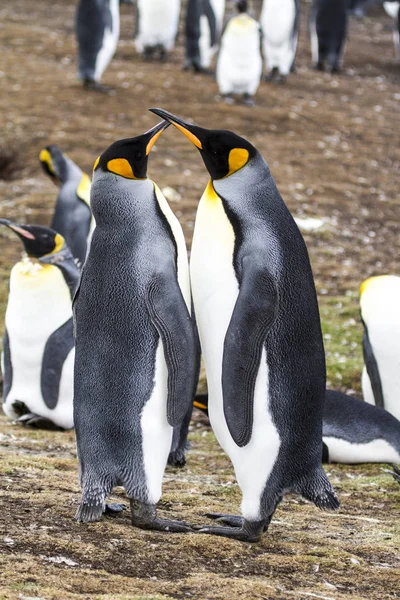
[362,323,384,409]
[146,273,197,428]
[222,259,278,448]
[2,328,13,401]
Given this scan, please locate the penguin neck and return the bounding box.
[213,152,271,198]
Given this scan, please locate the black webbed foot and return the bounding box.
[83,78,112,93]
[204,513,244,527]
[130,500,193,533]
[383,465,400,485]
[104,502,127,516]
[194,517,266,542]
[17,413,63,430]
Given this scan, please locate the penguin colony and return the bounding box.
[1,109,400,539]
[75,0,400,99]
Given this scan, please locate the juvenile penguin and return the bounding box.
[0,221,78,430]
[151,108,339,542]
[383,1,400,59]
[73,122,197,530]
[216,1,262,106]
[194,390,400,466]
[185,0,225,72]
[40,145,94,265]
[260,0,299,83]
[310,0,348,72]
[76,0,120,90]
[135,0,181,61]
[360,275,400,421]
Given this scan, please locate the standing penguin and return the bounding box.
[310,0,348,72]
[73,122,197,530]
[0,221,78,430]
[185,0,225,72]
[151,108,339,542]
[260,0,300,83]
[135,0,181,61]
[216,1,262,106]
[360,275,400,421]
[76,0,120,90]
[383,1,400,59]
[39,145,94,265]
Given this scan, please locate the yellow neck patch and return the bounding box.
[107,158,135,179]
[360,275,391,297]
[39,149,56,176]
[227,148,249,176]
[204,180,219,204]
[93,156,100,171]
[77,173,91,206]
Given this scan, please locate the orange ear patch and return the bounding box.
[107,158,135,179]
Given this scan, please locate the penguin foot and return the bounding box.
[383,465,400,485]
[222,94,234,105]
[130,500,192,533]
[17,413,63,431]
[204,513,244,527]
[83,79,112,93]
[168,447,187,468]
[278,75,287,85]
[265,67,279,82]
[242,94,255,107]
[104,502,127,516]
[194,518,266,542]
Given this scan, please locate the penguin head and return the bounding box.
[149,109,257,180]
[39,145,70,185]
[236,0,248,13]
[0,219,65,258]
[92,120,170,181]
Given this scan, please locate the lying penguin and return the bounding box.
[0,220,78,430]
[39,145,95,265]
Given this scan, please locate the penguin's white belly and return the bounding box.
[261,1,296,45]
[324,436,400,464]
[94,0,120,81]
[190,186,281,521]
[383,1,399,19]
[217,32,262,94]
[199,15,216,68]
[140,341,173,504]
[3,263,74,428]
[136,0,180,51]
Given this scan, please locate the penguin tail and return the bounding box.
[296,468,340,511]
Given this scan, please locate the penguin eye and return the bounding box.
[135,151,143,161]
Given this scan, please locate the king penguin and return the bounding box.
[383,1,400,59]
[360,275,400,422]
[260,0,299,83]
[39,145,94,265]
[135,0,181,61]
[76,0,120,90]
[150,108,339,542]
[73,121,198,530]
[0,220,78,430]
[184,0,225,72]
[194,390,400,466]
[216,1,262,106]
[310,0,348,73]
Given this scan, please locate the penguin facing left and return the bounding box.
[40,145,94,265]
[216,1,262,106]
[76,0,120,91]
[0,220,79,430]
[360,275,400,421]
[151,108,339,542]
[73,121,197,531]
[135,0,181,61]
[310,0,348,73]
[260,0,300,83]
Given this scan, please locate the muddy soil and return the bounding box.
[0,1,399,599]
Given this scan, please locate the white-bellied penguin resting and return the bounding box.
[39,145,94,265]
[73,121,198,531]
[0,221,78,430]
[150,108,339,542]
[360,275,400,422]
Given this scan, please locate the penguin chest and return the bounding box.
[261,0,296,43]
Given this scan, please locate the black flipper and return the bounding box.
[41,318,74,410]
[322,441,330,463]
[146,272,197,428]
[2,328,12,401]
[222,258,278,447]
[204,0,217,47]
[362,321,384,408]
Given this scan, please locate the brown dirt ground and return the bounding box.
[0,1,399,599]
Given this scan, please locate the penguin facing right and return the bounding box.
[73,121,197,531]
[135,0,181,61]
[216,1,262,106]
[76,0,120,91]
[185,0,225,72]
[383,1,400,59]
[151,108,339,543]
[360,275,400,422]
[260,0,300,83]
[0,220,78,430]
[40,145,94,265]
[310,0,348,72]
